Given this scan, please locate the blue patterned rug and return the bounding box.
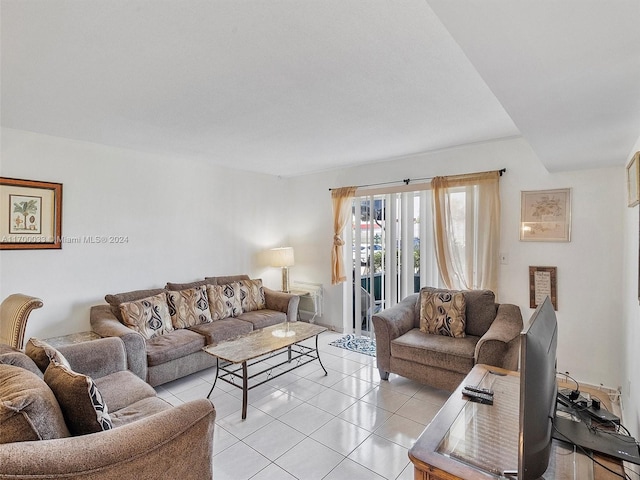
[329,334,376,357]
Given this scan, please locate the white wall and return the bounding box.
[287,137,625,390]
[0,129,628,408]
[622,135,640,439]
[0,128,287,339]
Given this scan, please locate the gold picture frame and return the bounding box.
[0,177,63,250]
[627,151,640,207]
[529,266,557,310]
[520,188,571,242]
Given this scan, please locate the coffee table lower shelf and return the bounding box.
[203,322,327,419]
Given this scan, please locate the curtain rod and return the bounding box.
[328,168,506,191]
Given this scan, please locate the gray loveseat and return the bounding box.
[90,274,299,387]
[372,287,523,391]
[0,337,215,479]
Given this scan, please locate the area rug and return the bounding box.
[329,334,376,357]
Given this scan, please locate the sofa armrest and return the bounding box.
[90,305,148,381]
[372,294,419,373]
[58,337,128,379]
[0,399,216,480]
[58,337,127,378]
[264,288,300,323]
[474,303,523,370]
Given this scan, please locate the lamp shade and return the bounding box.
[269,247,294,267]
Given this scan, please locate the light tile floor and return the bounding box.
[154,331,450,480]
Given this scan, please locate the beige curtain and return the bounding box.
[432,171,501,293]
[331,186,357,285]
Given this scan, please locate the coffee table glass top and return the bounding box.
[203,321,326,364]
[437,370,519,476]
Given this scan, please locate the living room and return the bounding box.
[1,0,640,474]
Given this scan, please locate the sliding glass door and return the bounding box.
[346,190,440,336]
[340,171,500,336]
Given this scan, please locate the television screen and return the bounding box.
[518,297,558,479]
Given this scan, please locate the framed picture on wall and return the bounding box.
[520,188,571,242]
[628,151,640,207]
[0,177,63,250]
[529,266,557,310]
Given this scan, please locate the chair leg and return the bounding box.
[378,368,389,381]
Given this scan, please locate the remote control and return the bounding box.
[462,389,494,405]
[464,385,494,396]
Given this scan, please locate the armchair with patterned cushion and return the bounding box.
[372,287,523,391]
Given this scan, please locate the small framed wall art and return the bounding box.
[520,188,571,242]
[529,266,557,310]
[627,151,640,207]
[0,177,63,250]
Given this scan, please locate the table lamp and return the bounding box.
[269,247,294,293]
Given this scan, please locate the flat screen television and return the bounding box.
[518,296,558,479]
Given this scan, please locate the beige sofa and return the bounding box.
[90,274,299,387]
[0,337,215,480]
[372,287,523,391]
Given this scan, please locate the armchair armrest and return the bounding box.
[474,303,523,370]
[264,288,300,323]
[90,305,147,381]
[0,399,216,480]
[372,293,419,374]
[58,337,127,379]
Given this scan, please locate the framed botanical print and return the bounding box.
[1,177,63,249]
[520,188,571,242]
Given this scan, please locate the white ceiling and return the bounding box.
[1,0,639,177]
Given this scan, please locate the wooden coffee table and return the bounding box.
[203,322,327,419]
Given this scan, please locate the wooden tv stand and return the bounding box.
[409,365,624,480]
